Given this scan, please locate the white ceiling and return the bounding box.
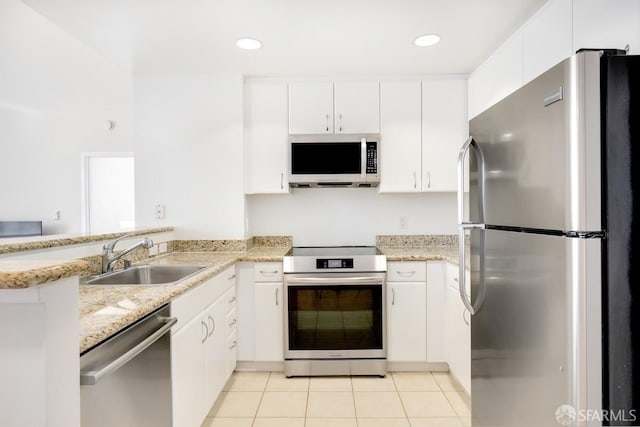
[21,0,547,76]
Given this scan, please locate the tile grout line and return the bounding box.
[250,371,270,427]
[390,372,413,423]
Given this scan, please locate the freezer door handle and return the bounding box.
[457,136,486,225]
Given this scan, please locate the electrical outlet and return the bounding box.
[158,242,168,254]
[400,216,408,230]
[53,210,61,220]
[155,204,165,220]
[148,245,159,256]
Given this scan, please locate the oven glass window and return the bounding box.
[287,285,383,350]
[291,142,361,174]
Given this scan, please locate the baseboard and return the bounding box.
[236,360,450,373]
[387,361,449,372]
[236,361,285,372]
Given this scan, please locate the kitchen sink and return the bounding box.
[85,265,207,285]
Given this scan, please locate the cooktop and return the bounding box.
[289,246,381,257]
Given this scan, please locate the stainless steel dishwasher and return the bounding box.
[80,305,176,427]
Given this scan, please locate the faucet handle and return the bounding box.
[103,234,131,251]
[142,237,154,249]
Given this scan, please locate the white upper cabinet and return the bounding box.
[289,81,380,134]
[379,81,422,192]
[244,81,289,194]
[422,79,468,192]
[523,0,573,84]
[289,82,334,133]
[469,29,524,118]
[333,81,380,133]
[469,0,640,118]
[574,0,640,55]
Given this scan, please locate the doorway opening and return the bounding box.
[81,153,135,234]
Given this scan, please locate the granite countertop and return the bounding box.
[378,245,460,264]
[0,226,173,255]
[2,232,462,353]
[0,259,92,289]
[79,246,291,353]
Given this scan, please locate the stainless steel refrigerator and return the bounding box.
[458,50,640,426]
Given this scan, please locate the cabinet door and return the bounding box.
[422,79,468,192]
[254,282,284,361]
[387,282,427,361]
[289,82,334,133]
[426,262,447,362]
[446,280,471,395]
[171,314,207,427]
[334,81,380,133]
[244,81,290,194]
[523,0,572,84]
[379,81,422,192]
[469,30,524,118]
[204,297,229,407]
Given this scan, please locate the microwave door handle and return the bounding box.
[361,138,366,178]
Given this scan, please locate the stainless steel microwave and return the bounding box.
[288,134,380,188]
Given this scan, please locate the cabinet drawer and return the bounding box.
[171,267,235,332]
[227,308,237,331]
[253,263,283,282]
[387,262,426,282]
[222,286,236,312]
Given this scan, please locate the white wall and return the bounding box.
[0,0,133,235]
[134,74,246,240]
[247,190,457,246]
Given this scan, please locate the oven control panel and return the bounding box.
[316,258,354,269]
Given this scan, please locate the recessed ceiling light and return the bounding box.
[414,34,440,47]
[236,38,262,50]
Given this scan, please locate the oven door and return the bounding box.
[284,272,386,359]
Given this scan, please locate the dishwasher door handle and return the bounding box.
[80,316,177,385]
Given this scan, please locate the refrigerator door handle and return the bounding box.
[458,227,487,316]
[457,136,487,315]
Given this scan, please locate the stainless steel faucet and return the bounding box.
[102,235,154,273]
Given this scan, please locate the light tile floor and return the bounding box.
[202,372,471,427]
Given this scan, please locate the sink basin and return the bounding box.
[86,265,207,285]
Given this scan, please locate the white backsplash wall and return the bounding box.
[134,74,246,240]
[247,189,457,246]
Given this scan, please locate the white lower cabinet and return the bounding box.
[170,266,236,427]
[254,282,284,361]
[386,262,427,362]
[445,263,471,394]
[387,281,427,361]
[426,262,447,363]
[171,312,209,427]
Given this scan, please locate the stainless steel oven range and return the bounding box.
[283,246,387,377]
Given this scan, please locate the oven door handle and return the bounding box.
[285,276,383,285]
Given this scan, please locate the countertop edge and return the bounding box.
[0,227,174,255]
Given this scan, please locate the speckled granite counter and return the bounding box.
[0,226,173,255]
[378,245,459,264]
[0,259,92,289]
[377,234,461,265]
[79,245,291,353]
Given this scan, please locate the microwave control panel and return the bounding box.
[366,142,378,174]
